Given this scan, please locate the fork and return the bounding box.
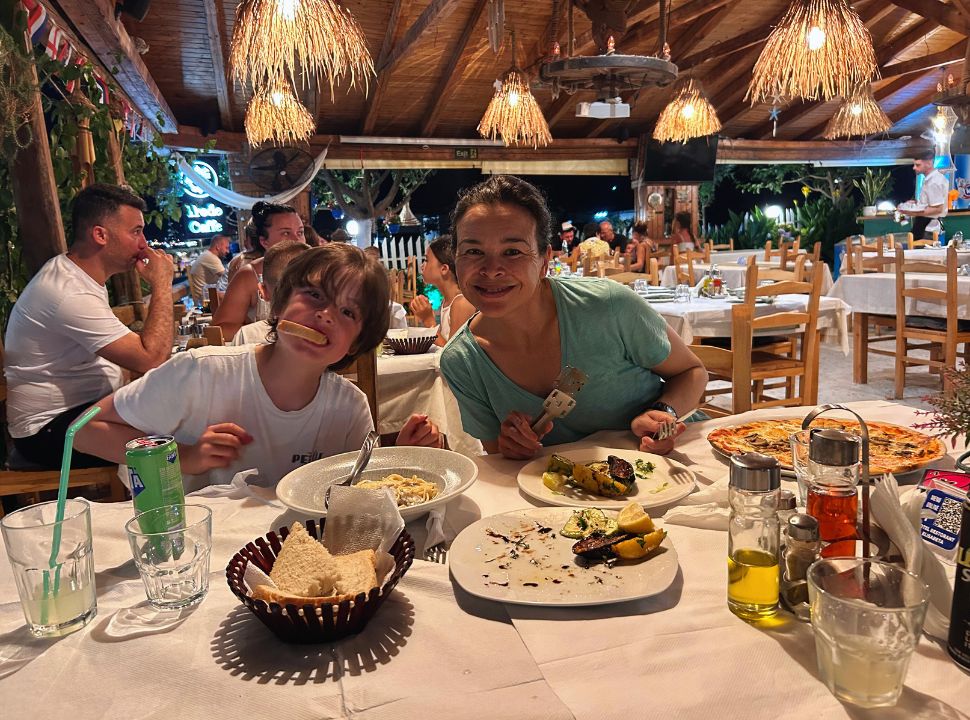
[652,409,696,442]
[324,430,379,508]
[423,543,448,564]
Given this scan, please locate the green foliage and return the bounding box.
[312,169,433,222]
[736,206,778,248]
[915,366,970,448]
[852,168,892,206]
[733,164,866,208]
[794,196,861,264]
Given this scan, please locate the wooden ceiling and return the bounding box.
[62,0,970,144]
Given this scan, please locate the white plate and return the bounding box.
[276,446,478,520]
[449,507,679,606]
[517,446,696,510]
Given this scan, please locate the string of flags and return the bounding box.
[19,0,153,142]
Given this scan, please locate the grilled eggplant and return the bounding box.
[607,455,634,484]
[571,531,635,558]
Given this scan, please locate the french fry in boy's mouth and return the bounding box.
[278,320,328,345]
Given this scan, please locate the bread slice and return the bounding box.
[278,320,328,345]
[259,523,379,605]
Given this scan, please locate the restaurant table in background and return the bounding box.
[708,248,806,265]
[377,349,483,457]
[660,261,834,293]
[644,293,851,352]
[827,272,970,383]
[0,401,965,719]
[839,246,970,273]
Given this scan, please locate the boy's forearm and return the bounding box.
[75,419,146,464]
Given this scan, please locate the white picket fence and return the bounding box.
[377,234,433,270]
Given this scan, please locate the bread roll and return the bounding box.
[278,320,328,345]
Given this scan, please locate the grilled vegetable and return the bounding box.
[547,454,574,475]
[607,455,634,484]
[572,532,635,558]
[561,508,619,539]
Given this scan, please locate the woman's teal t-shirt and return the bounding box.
[440,277,671,445]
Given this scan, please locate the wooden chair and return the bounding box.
[402,257,418,302]
[759,254,808,283]
[672,245,696,285]
[647,257,659,286]
[850,245,895,274]
[203,325,225,346]
[387,269,404,305]
[336,349,379,428]
[0,339,125,518]
[885,232,913,249]
[207,286,220,313]
[846,238,898,383]
[893,246,970,398]
[690,260,822,413]
[710,238,734,251]
[764,240,790,269]
[910,233,939,249]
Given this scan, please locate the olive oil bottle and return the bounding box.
[727,453,781,621]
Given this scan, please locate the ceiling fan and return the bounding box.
[248,147,314,192]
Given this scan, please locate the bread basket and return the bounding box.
[226,518,415,643]
[384,327,437,355]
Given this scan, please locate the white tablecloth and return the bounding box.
[661,261,833,294]
[377,350,483,457]
[840,247,970,273]
[827,272,970,319]
[646,294,851,353]
[708,249,806,265]
[2,401,966,719]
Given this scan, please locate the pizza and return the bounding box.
[707,418,946,475]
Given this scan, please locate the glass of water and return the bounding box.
[807,558,929,708]
[633,279,649,293]
[126,504,212,610]
[675,283,691,303]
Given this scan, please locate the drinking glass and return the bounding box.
[1,499,97,637]
[807,558,929,708]
[633,279,649,293]
[126,504,212,610]
[675,284,691,303]
[790,429,811,506]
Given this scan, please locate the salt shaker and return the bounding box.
[806,429,861,558]
[780,513,820,622]
[728,452,781,621]
[777,489,797,530]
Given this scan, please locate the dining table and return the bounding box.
[376,349,483,457]
[1,400,965,719]
[708,248,806,265]
[839,246,970,273]
[826,272,970,383]
[660,261,834,294]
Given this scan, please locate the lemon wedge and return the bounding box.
[616,502,655,534]
[612,529,667,560]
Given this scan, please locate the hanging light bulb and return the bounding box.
[748,0,877,103]
[271,90,285,106]
[823,85,890,139]
[508,90,520,107]
[277,0,298,20]
[654,78,721,143]
[806,26,826,51]
[478,68,552,148]
[850,102,862,116]
[681,103,695,119]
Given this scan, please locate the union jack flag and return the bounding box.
[20,0,47,44]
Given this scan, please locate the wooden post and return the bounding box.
[104,115,145,319]
[11,57,67,275]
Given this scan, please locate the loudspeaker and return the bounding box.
[117,0,152,22]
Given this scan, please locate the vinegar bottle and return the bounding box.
[806,429,860,558]
[728,452,781,621]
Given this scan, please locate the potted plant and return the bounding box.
[915,366,970,471]
[853,168,891,217]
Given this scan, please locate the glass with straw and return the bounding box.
[0,407,101,636]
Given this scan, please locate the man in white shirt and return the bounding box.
[4,184,174,469]
[188,234,229,305]
[900,149,949,240]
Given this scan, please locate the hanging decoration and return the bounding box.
[747,0,878,104]
[823,85,890,139]
[653,78,721,143]
[478,29,551,148]
[244,79,315,146]
[487,0,506,55]
[229,0,374,96]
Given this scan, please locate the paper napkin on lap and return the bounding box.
[191,468,281,506]
[662,476,730,530]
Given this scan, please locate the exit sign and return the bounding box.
[454,148,479,160]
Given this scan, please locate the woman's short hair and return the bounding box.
[450,175,551,254]
[269,244,390,370]
[244,201,298,257]
[426,235,455,275]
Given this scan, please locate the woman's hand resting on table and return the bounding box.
[409,295,437,328]
[631,410,685,455]
[396,413,444,448]
[179,422,254,474]
[489,411,552,460]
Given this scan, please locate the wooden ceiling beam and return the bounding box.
[361,0,409,135]
[869,7,912,43]
[879,18,939,65]
[378,0,463,76]
[882,40,965,78]
[53,0,176,132]
[888,83,945,122]
[952,0,970,18]
[202,0,233,131]
[569,0,658,55]
[889,0,970,34]
[717,137,928,164]
[420,0,489,137]
[671,1,740,60]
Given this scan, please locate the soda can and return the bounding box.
[126,436,185,538]
[947,498,970,671]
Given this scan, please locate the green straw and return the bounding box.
[41,406,102,624]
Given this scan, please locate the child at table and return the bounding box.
[230,240,310,346]
[76,244,442,491]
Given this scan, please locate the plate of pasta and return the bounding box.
[276,446,479,520]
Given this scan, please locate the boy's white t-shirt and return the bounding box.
[112,345,373,492]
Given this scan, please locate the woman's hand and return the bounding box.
[409,295,437,327]
[396,413,443,448]
[179,422,253,474]
[496,411,551,459]
[631,410,685,455]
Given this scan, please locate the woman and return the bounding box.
[625,221,652,272]
[410,236,476,346]
[440,176,708,460]
[671,211,700,252]
[214,202,305,340]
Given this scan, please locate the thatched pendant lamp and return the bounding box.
[747,0,878,103]
[823,86,890,139]
[653,78,722,143]
[230,0,374,96]
[478,69,552,148]
[244,79,315,146]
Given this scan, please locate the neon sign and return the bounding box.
[181,159,226,235]
[182,160,218,199]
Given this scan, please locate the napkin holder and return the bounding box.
[801,404,873,558]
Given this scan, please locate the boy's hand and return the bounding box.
[396,413,443,448]
[179,422,253,474]
[409,295,437,327]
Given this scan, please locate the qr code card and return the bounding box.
[920,487,965,559]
